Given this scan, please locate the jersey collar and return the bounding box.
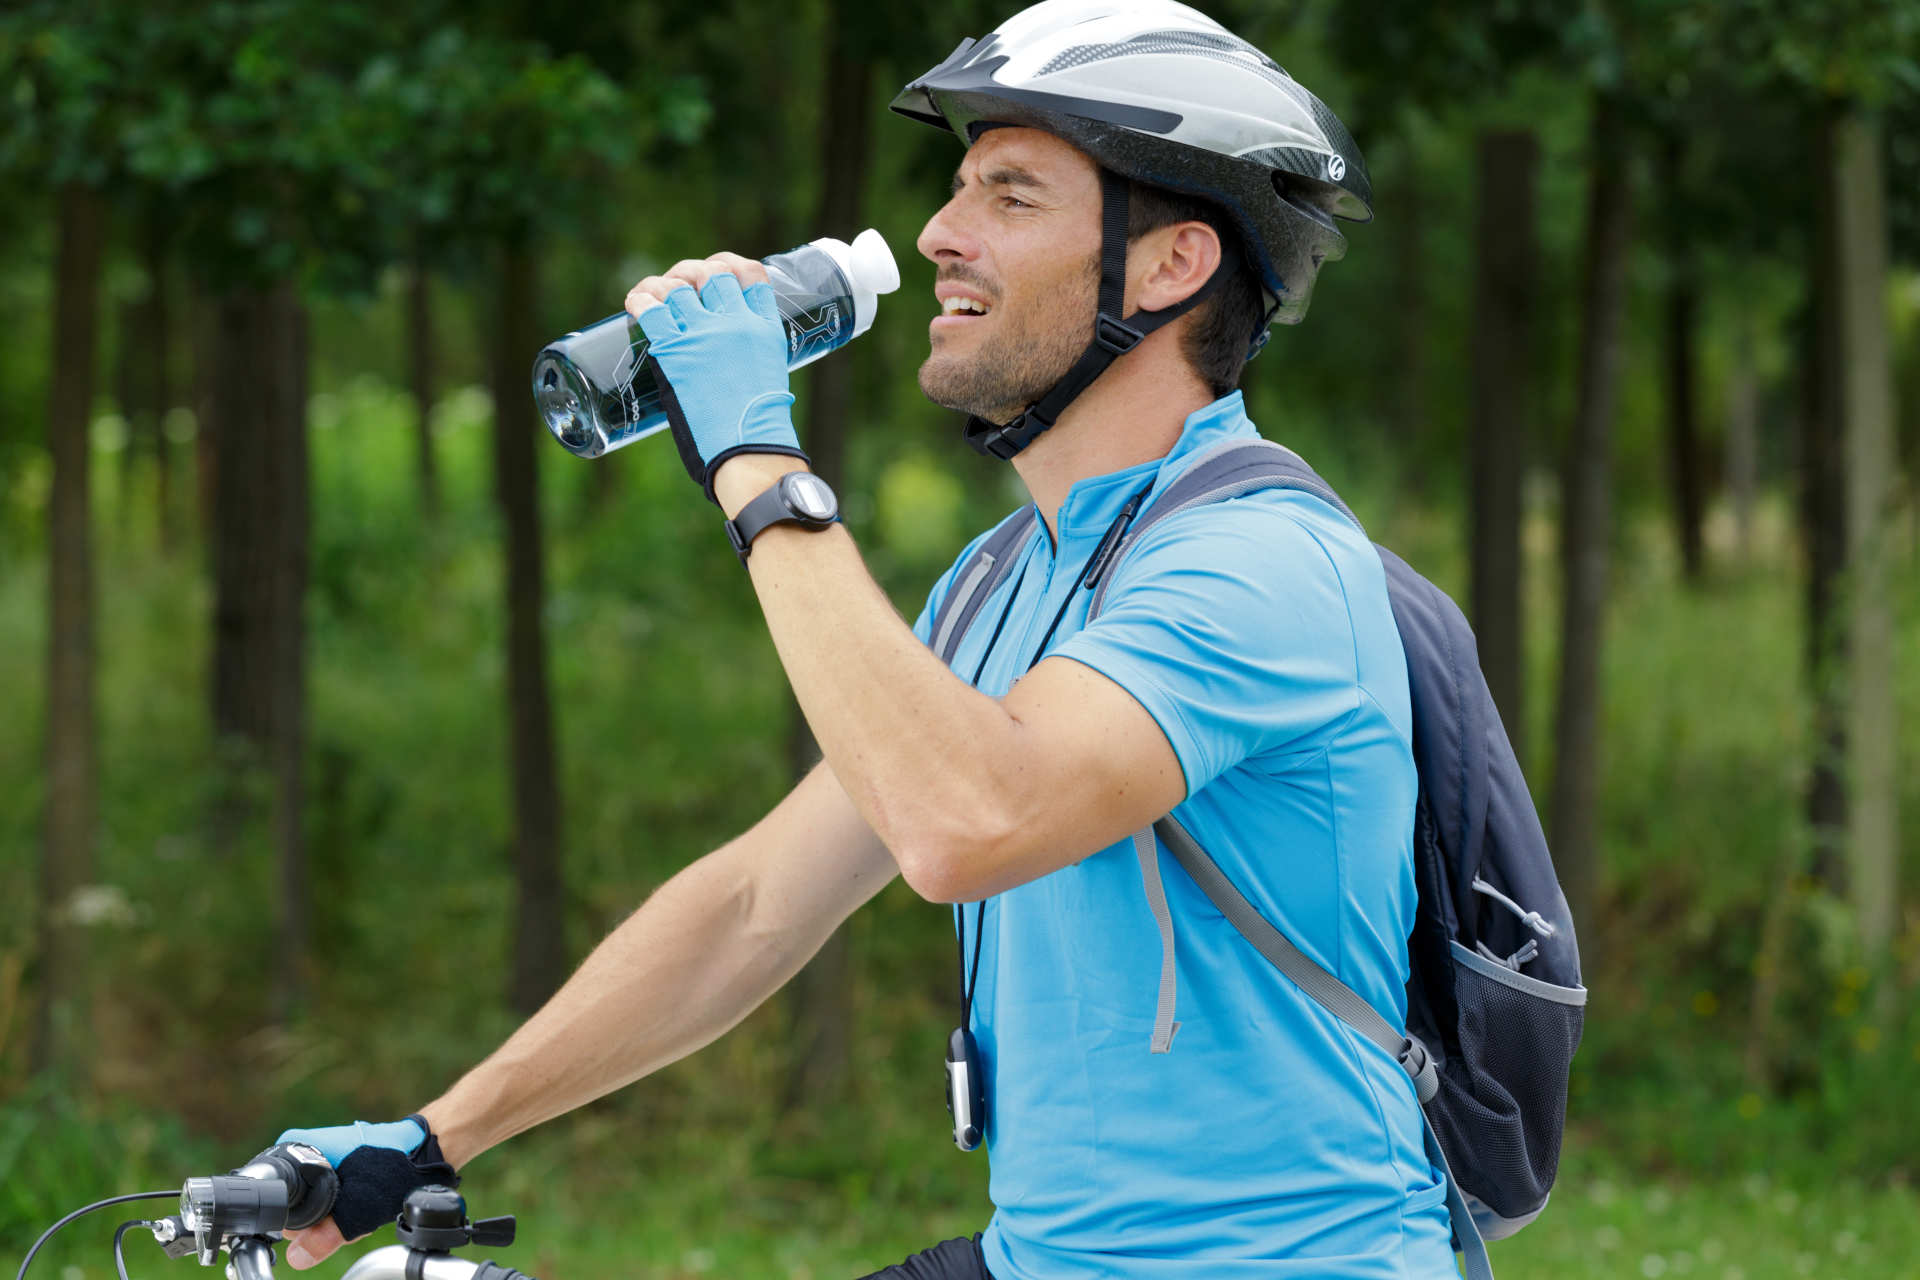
[1046,391,1257,547]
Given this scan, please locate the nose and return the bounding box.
[917,194,981,269]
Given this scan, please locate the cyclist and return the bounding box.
[278,2,1458,1276]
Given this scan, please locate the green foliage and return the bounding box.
[0,1082,221,1275]
[1697,0,1920,103]
[0,0,703,294]
[1,0,1917,1273]
[1322,0,1585,126]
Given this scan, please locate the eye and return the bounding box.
[1000,195,1030,210]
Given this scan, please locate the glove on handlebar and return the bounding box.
[272,1114,457,1241]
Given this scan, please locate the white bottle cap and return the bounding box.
[807,228,900,339]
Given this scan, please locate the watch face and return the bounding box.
[783,472,838,523]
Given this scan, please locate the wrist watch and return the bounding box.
[725,471,841,565]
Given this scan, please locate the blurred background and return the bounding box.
[2,1,1916,1277]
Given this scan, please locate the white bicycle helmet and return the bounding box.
[891,0,1372,458]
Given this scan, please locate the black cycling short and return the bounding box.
[856,1235,993,1280]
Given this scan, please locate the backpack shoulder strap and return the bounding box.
[1088,439,1364,621]
[927,505,1039,669]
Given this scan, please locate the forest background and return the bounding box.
[2,1,1918,1278]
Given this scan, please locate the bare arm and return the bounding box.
[712,454,1185,903]
[422,761,897,1163]
[287,762,895,1265]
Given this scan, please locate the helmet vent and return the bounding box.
[1037,31,1292,91]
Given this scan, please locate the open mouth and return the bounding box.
[940,295,991,316]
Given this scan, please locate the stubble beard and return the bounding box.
[917,251,1100,425]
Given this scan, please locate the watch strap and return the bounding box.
[725,473,839,566]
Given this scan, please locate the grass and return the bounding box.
[12,1107,1915,1280]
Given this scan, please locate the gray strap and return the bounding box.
[931,505,1038,667]
[1154,815,1438,1102]
[931,551,997,660]
[1427,1121,1494,1280]
[1131,827,1181,1053]
[1158,816,1487,1271]
[1087,440,1365,622]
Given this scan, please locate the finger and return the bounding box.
[663,257,718,293]
[663,283,704,325]
[625,275,675,320]
[285,1218,346,1270]
[700,271,747,313]
[634,294,681,344]
[743,280,781,323]
[707,252,767,288]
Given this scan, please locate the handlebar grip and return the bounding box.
[472,1261,534,1280]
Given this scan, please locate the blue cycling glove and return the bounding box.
[273,1114,457,1240]
[637,274,807,502]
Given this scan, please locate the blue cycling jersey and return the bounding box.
[912,393,1456,1279]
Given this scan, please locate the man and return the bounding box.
[278,2,1458,1276]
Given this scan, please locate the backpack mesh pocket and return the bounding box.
[1428,940,1586,1233]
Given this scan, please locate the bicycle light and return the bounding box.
[178,1143,337,1264]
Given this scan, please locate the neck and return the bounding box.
[1008,337,1215,540]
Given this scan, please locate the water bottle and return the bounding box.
[533,229,900,459]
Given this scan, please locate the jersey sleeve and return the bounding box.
[1051,494,1365,798]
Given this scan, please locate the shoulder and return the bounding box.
[1101,485,1372,625]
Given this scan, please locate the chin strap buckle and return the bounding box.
[1095,314,1144,355]
[966,409,1054,460]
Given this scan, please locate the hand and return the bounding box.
[274,1116,457,1269]
[625,253,807,502]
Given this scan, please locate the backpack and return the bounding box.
[926,438,1586,1280]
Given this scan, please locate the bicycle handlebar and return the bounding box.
[228,1239,278,1280]
[340,1246,536,1280]
[16,1181,534,1280]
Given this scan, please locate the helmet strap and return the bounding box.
[965,169,1230,461]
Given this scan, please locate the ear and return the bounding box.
[1131,221,1223,314]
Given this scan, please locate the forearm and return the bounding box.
[713,457,1029,895]
[420,837,829,1168]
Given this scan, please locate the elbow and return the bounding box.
[892,815,1018,905]
[859,758,1026,903]
[895,840,971,904]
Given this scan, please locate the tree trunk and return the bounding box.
[409,249,439,521]
[1724,310,1758,566]
[1660,133,1706,585]
[209,282,311,1018]
[115,294,139,536]
[33,183,105,1078]
[273,289,311,1020]
[212,291,284,751]
[1549,94,1635,954]
[491,237,566,1016]
[1804,119,1848,892]
[146,217,175,553]
[782,13,874,1117]
[190,277,219,541]
[1390,140,1428,491]
[1828,105,1899,961]
[1468,129,1538,761]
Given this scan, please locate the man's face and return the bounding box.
[915,127,1103,425]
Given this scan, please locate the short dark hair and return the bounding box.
[1125,180,1266,397]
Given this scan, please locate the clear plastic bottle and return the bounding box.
[532,229,900,459]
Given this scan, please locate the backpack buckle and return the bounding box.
[1398,1034,1439,1105]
